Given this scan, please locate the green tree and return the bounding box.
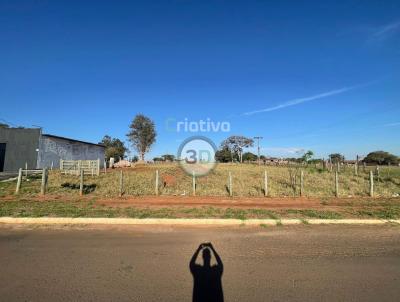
[301,150,314,163]
[127,114,157,161]
[221,135,254,163]
[215,147,238,163]
[329,153,345,164]
[363,151,399,165]
[242,152,258,162]
[161,154,175,162]
[99,135,128,162]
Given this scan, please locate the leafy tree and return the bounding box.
[153,157,164,162]
[127,114,157,161]
[0,123,9,128]
[242,152,258,162]
[301,150,314,163]
[221,135,254,163]
[215,147,238,163]
[363,151,399,165]
[329,153,345,164]
[285,157,303,163]
[100,135,128,162]
[161,154,175,162]
[131,155,139,162]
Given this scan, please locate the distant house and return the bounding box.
[0,127,105,172]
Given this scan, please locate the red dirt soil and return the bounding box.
[87,196,398,209]
[2,194,399,210]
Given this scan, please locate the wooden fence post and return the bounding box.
[336,162,340,173]
[229,172,233,197]
[51,161,54,170]
[192,171,196,196]
[369,170,374,197]
[104,160,107,174]
[25,162,28,177]
[40,168,47,195]
[264,170,268,197]
[119,170,124,197]
[97,159,100,176]
[79,169,84,196]
[15,168,22,194]
[335,171,339,197]
[354,163,358,176]
[375,165,380,180]
[300,170,304,197]
[155,170,159,196]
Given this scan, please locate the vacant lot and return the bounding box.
[1,163,399,198]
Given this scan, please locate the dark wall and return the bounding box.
[0,128,41,172]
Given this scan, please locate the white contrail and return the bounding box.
[370,21,400,40]
[243,85,362,116]
[383,122,400,127]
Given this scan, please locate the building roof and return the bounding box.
[42,134,105,148]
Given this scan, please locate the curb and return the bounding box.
[0,217,399,226]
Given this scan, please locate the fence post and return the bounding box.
[336,162,340,173]
[155,170,159,196]
[300,170,304,197]
[229,172,233,197]
[104,160,107,174]
[264,170,268,197]
[25,162,28,177]
[79,169,84,196]
[369,170,374,197]
[51,161,54,170]
[40,168,47,195]
[15,168,22,194]
[119,170,124,197]
[375,165,380,180]
[335,171,339,197]
[192,171,196,196]
[354,163,358,176]
[77,161,81,176]
[97,159,100,176]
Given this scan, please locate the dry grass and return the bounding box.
[1,163,399,198]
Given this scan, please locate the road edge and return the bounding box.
[0,217,399,226]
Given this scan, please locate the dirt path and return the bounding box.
[94,195,398,209]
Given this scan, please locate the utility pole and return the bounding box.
[254,136,263,166]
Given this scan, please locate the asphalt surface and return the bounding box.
[0,224,399,302]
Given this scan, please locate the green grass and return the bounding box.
[285,209,344,219]
[1,199,400,219]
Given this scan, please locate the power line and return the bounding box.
[254,136,263,165]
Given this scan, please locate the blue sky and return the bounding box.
[0,0,399,160]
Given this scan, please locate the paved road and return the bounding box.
[0,224,399,301]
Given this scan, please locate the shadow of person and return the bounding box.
[190,242,224,302]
